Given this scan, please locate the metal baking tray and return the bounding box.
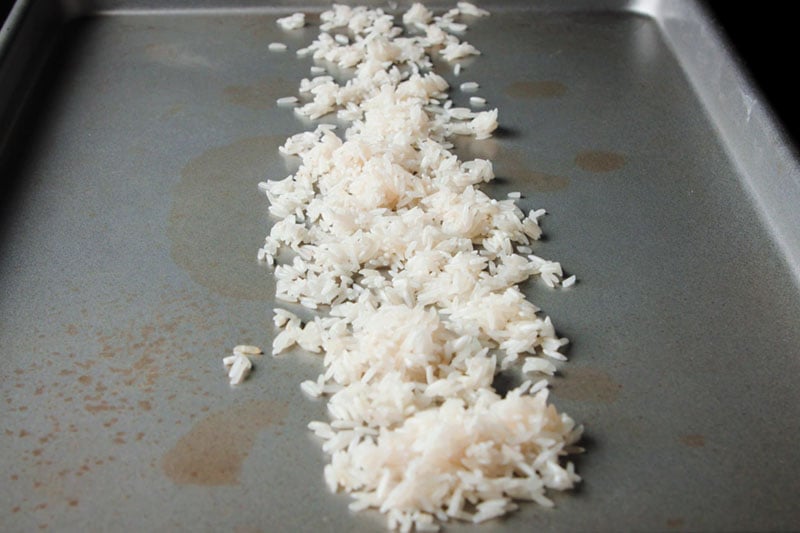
[2,0,799,530]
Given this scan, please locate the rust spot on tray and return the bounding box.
[161,400,287,486]
[679,434,705,448]
[575,150,626,173]
[224,78,298,110]
[666,517,685,528]
[168,136,284,300]
[505,80,567,99]
[550,367,621,404]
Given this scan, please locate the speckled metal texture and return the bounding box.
[1,1,799,531]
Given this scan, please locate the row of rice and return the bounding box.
[261,4,582,531]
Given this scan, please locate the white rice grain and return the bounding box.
[301,379,322,397]
[277,12,306,30]
[276,96,299,106]
[457,2,490,17]
[226,353,252,385]
[257,3,581,530]
[234,345,263,356]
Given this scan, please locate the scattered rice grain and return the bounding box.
[234,345,263,356]
[225,353,252,385]
[276,96,299,106]
[277,12,306,30]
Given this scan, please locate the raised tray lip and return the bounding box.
[648,1,800,291]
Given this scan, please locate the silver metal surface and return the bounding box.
[2,1,799,531]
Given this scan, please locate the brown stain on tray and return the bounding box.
[0,288,234,514]
[224,78,298,110]
[452,138,569,192]
[506,164,569,192]
[162,400,287,485]
[551,366,622,404]
[666,517,685,528]
[575,150,626,173]
[168,136,283,300]
[679,434,705,448]
[505,80,567,99]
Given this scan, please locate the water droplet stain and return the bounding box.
[505,80,567,99]
[161,400,287,486]
[168,136,284,300]
[551,366,622,403]
[575,150,626,173]
[224,78,298,110]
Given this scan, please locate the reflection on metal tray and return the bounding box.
[1,1,799,531]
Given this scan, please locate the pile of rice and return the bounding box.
[260,3,582,530]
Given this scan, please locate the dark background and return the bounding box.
[0,1,796,144]
[1,0,13,28]
[0,0,14,21]
[704,2,797,144]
